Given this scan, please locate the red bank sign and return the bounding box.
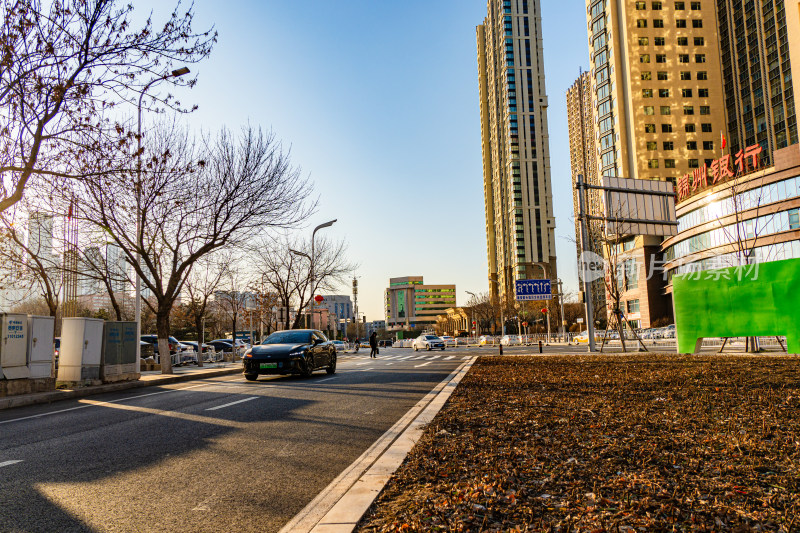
[677,144,764,201]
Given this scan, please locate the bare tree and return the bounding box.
[75,123,312,374]
[213,258,252,351]
[0,0,216,215]
[183,254,227,366]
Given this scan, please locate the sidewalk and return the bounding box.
[0,362,243,411]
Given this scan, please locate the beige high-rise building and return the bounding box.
[586,0,729,184]
[580,0,729,327]
[477,0,557,304]
[566,71,606,317]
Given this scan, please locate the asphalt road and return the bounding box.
[0,348,471,533]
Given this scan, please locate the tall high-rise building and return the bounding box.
[586,0,729,183]
[716,0,800,160]
[567,71,606,316]
[581,0,729,327]
[385,276,456,332]
[477,0,557,304]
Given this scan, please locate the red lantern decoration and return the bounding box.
[541,308,547,314]
[314,295,324,303]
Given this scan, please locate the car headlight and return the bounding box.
[243,349,252,358]
[289,349,306,357]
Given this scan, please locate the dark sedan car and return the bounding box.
[242,329,336,381]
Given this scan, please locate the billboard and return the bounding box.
[601,177,677,237]
[514,279,552,301]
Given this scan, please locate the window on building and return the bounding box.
[660,106,671,115]
[656,54,667,63]
[675,1,685,8]
[679,54,690,63]
[652,1,662,9]
[643,88,653,97]
[680,71,691,80]
[647,141,657,150]
[690,1,701,9]
[637,19,648,27]
[700,105,710,114]
[678,37,689,45]
[663,141,674,150]
[682,88,693,97]
[684,105,694,115]
[648,159,659,168]
[645,123,656,133]
[662,123,673,132]
[697,71,708,80]
[658,71,668,80]
[636,1,646,8]
[688,159,699,168]
[692,20,703,28]
[639,37,649,45]
[789,208,800,230]
[641,71,652,80]
[685,123,696,132]
[695,53,706,62]
[694,37,705,45]
[676,19,687,27]
[665,159,676,168]
[698,88,709,97]
[653,19,664,27]
[701,123,712,132]
[644,105,654,115]
[703,140,714,150]
[687,140,698,149]
[659,88,670,97]
[627,299,640,313]
[640,54,650,63]
[654,37,665,45]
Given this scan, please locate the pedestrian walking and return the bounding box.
[369,331,378,358]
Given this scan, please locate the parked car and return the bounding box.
[412,334,445,351]
[439,335,456,347]
[500,335,521,346]
[479,335,496,346]
[140,341,155,360]
[378,340,392,348]
[140,335,182,366]
[208,339,234,354]
[331,340,347,353]
[242,329,336,381]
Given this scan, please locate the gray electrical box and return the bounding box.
[102,321,137,380]
[1,313,29,380]
[58,317,104,383]
[27,315,55,379]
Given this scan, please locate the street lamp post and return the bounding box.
[289,219,337,330]
[465,290,477,340]
[135,66,190,368]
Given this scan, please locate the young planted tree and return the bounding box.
[0,0,216,215]
[76,124,311,373]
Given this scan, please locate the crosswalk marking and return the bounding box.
[444,355,455,360]
[414,361,431,368]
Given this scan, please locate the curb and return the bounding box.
[0,366,243,411]
[280,356,477,533]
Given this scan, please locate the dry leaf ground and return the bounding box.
[356,354,800,532]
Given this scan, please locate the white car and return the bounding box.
[479,335,496,345]
[412,334,446,351]
[500,335,521,346]
[331,340,346,353]
[439,335,456,347]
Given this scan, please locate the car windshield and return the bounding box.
[425,335,439,340]
[263,331,311,345]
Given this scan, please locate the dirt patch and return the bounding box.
[356,354,800,532]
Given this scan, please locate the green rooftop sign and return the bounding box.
[672,257,800,354]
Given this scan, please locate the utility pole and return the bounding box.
[557,278,566,342]
[576,174,597,352]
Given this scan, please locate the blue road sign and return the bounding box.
[515,279,552,301]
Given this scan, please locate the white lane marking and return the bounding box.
[317,377,337,383]
[356,362,369,366]
[0,460,23,468]
[385,362,394,366]
[444,355,455,360]
[205,397,258,411]
[414,362,432,368]
[425,355,439,360]
[358,368,373,372]
[0,380,227,426]
[397,355,413,360]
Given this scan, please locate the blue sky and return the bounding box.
[142,0,591,321]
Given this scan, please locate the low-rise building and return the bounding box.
[385,276,456,332]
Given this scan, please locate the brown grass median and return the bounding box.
[356,354,800,532]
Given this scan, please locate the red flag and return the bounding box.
[721,132,727,150]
